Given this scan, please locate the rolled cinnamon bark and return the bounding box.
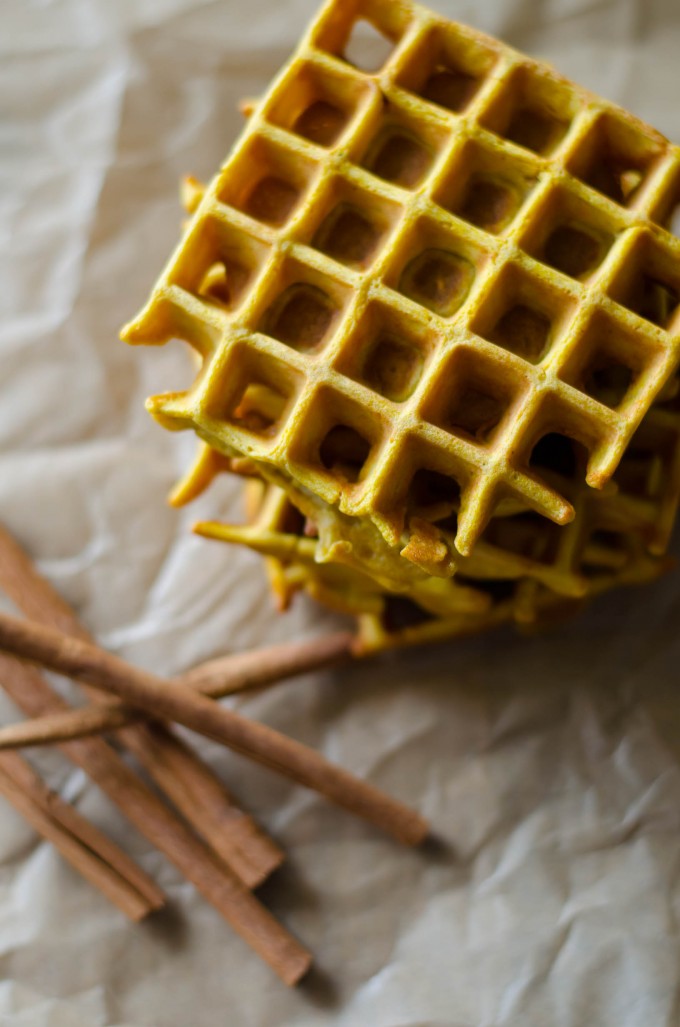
[0,750,165,921]
[0,611,428,847]
[0,632,355,747]
[0,521,284,888]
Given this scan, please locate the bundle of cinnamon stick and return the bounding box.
[0,523,428,985]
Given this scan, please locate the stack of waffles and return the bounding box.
[123,0,680,651]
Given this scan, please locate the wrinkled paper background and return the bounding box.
[3,1,680,1024]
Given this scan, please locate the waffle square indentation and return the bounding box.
[521,395,601,488]
[387,216,488,317]
[302,176,403,269]
[255,256,353,353]
[519,186,623,283]
[334,299,435,402]
[203,344,303,442]
[607,231,680,332]
[178,217,270,313]
[567,110,666,208]
[358,102,449,189]
[433,138,540,235]
[374,435,472,540]
[470,260,577,365]
[420,345,524,446]
[265,61,372,148]
[480,63,580,156]
[218,136,318,227]
[288,386,384,488]
[313,2,412,74]
[558,307,661,411]
[395,21,499,115]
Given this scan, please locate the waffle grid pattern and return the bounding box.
[178,354,680,628]
[125,0,680,569]
[202,472,667,653]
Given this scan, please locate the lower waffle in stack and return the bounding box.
[168,366,679,651]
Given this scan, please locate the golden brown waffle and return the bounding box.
[125,0,680,582]
[188,471,667,652]
[172,358,680,613]
[173,451,493,619]
[170,396,674,641]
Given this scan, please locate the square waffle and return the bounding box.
[173,349,679,641]
[124,0,680,578]
[188,471,668,653]
[171,350,680,621]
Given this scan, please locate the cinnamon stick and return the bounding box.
[0,750,164,921]
[115,722,282,889]
[0,522,283,888]
[0,632,355,747]
[0,612,428,846]
[183,632,355,694]
[0,655,310,983]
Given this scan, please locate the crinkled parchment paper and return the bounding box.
[3,1,680,1024]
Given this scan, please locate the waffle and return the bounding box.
[174,448,494,619]
[186,470,667,652]
[124,0,680,581]
[172,360,680,613]
[171,364,678,642]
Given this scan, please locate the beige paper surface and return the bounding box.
[3,0,680,1023]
